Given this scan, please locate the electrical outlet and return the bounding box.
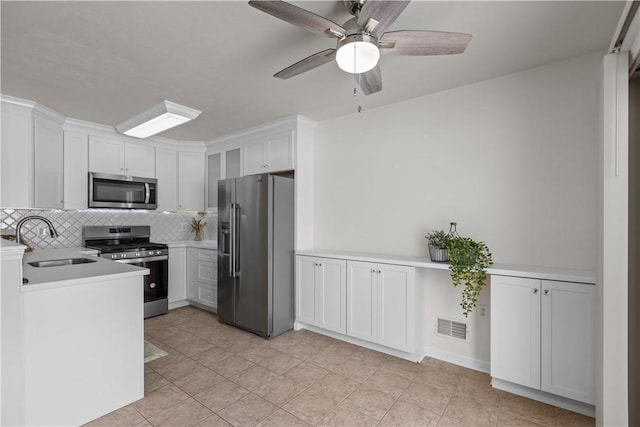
[38,226,49,237]
[180,223,187,231]
[478,304,488,318]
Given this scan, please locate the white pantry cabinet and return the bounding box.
[243,130,294,175]
[490,275,595,404]
[178,151,205,211]
[346,261,415,353]
[168,247,187,305]
[187,247,217,311]
[296,255,347,334]
[88,136,155,177]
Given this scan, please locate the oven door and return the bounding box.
[115,255,168,318]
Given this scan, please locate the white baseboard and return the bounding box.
[423,345,490,373]
[295,322,423,363]
[491,378,595,418]
[168,300,190,310]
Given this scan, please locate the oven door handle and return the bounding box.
[113,255,168,264]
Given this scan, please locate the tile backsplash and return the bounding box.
[0,209,217,250]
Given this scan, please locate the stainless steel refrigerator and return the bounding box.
[217,173,294,338]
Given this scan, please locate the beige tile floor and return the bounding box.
[87,306,595,427]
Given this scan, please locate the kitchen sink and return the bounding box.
[28,258,97,268]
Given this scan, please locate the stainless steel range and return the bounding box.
[83,225,168,318]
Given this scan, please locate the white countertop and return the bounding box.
[163,240,217,250]
[22,247,149,291]
[296,249,596,284]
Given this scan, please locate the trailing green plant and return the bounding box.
[447,236,493,317]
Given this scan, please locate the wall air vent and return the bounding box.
[436,317,468,341]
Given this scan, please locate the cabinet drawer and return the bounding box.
[197,249,216,262]
[198,284,216,307]
[198,262,216,284]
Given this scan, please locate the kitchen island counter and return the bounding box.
[21,246,149,290]
[163,239,217,250]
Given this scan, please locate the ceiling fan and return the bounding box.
[249,0,472,96]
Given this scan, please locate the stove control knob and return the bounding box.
[121,253,126,258]
[111,254,117,260]
[135,252,140,257]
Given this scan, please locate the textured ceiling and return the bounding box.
[0,1,625,141]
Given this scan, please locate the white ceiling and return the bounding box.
[0,1,625,141]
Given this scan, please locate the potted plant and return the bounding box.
[190,218,206,241]
[425,230,452,262]
[447,235,493,317]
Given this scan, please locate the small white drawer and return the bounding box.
[198,285,216,306]
[197,249,216,262]
[198,262,216,284]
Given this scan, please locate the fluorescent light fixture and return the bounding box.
[335,34,380,74]
[115,100,201,139]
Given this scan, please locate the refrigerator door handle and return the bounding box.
[234,203,241,277]
[229,203,236,277]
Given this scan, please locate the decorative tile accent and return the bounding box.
[0,209,217,249]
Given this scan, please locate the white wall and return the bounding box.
[313,51,601,367]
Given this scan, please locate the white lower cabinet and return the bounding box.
[296,255,346,334]
[187,248,217,311]
[295,255,416,354]
[347,261,415,353]
[490,275,595,404]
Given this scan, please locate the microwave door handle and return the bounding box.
[144,183,150,204]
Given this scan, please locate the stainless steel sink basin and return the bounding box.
[28,258,97,268]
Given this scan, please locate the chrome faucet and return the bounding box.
[15,216,59,249]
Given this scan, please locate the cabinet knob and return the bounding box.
[371,268,376,273]
[378,270,381,274]
[544,289,550,295]
[533,289,539,294]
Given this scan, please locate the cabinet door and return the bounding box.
[490,275,541,390]
[124,143,155,177]
[377,264,415,352]
[296,256,318,325]
[33,116,64,208]
[168,247,187,304]
[347,261,377,342]
[177,151,205,211]
[186,248,198,300]
[316,258,347,334]
[243,140,265,176]
[63,131,88,209]
[88,136,123,174]
[266,131,294,172]
[225,147,242,178]
[1,105,32,207]
[541,280,595,404]
[207,152,221,209]
[155,148,177,211]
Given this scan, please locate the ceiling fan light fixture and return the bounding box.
[335,34,380,74]
[115,100,201,139]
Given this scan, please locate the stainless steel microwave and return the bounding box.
[89,172,157,210]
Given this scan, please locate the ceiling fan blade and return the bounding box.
[274,49,337,79]
[358,65,382,96]
[249,0,345,38]
[380,30,472,55]
[357,1,410,37]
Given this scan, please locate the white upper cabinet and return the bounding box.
[178,151,205,211]
[206,146,241,210]
[1,104,32,207]
[33,115,64,209]
[155,148,178,211]
[63,130,89,210]
[243,130,294,175]
[88,136,155,177]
